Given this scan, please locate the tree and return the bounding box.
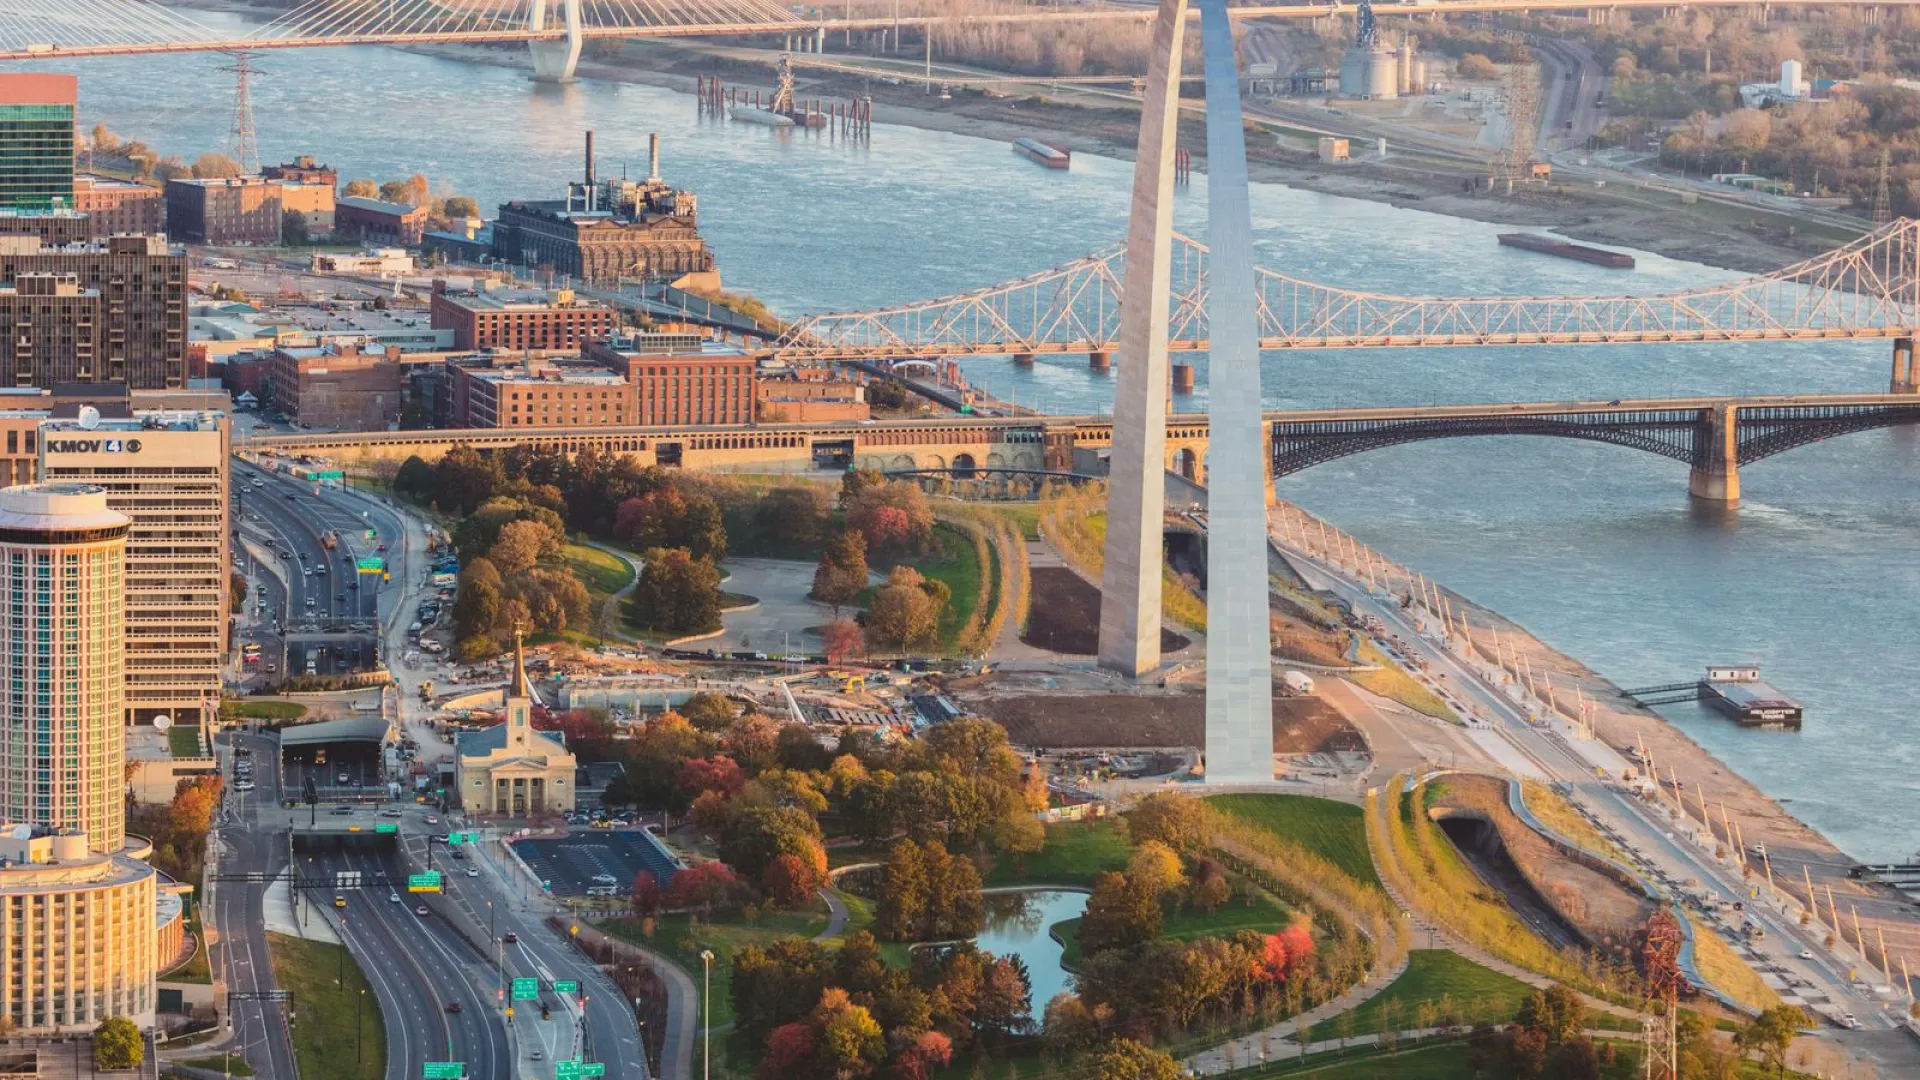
[1190,858,1232,912]
[626,548,722,634]
[677,755,746,799]
[1126,840,1186,902]
[665,862,743,912]
[394,454,435,498]
[631,870,663,915]
[1126,792,1210,853]
[680,691,740,734]
[1736,1006,1805,1077]
[720,804,826,884]
[975,955,1033,1039]
[444,195,479,219]
[1514,984,1586,1048]
[93,1016,143,1069]
[1459,53,1499,80]
[763,852,823,909]
[866,567,940,649]
[758,1022,817,1080]
[191,152,242,179]
[379,179,412,204]
[1077,871,1160,956]
[490,518,556,577]
[811,531,868,612]
[1087,1039,1181,1080]
[821,618,866,663]
[343,178,379,199]
[90,124,121,153]
[813,988,885,1079]
[757,487,825,547]
[889,1030,953,1080]
[843,482,934,553]
[282,209,309,247]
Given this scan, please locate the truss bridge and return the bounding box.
[776,218,1920,362]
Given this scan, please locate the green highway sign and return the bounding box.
[555,1063,581,1080]
[312,470,343,480]
[356,556,386,574]
[511,977,539,1001]
[553,980,578,993]
[422,1064,464,1079]
[445,831,478,845]
[375,823,397,834]
[407,872,443,893]
[582,1065,606,1077]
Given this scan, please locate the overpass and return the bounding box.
[4,0,1917,73]
[241,390,1920,506]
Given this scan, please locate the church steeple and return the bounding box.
[507,627,531,745]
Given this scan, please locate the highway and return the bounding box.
[206,729,299,1080]
[1532,35,1609,155]
[307,844,511,1080]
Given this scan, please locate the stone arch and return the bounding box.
[1175,447,1198,480]
[952,452,978,479]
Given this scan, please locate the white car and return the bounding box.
[1799,949,1814,960]
[466,868,479,878]
[389,892,400,903]
[235,781,255,792]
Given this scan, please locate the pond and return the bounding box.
[971,888,1090,1021]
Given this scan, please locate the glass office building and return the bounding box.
[0,76,75,211]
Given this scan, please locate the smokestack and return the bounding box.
[584,130,595,187]
[648,132,660,182]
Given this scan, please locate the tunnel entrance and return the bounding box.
[1435,813,1586,951]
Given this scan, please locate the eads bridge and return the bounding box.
[242,389,1920,507]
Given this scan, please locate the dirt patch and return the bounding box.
[972,691,1363,752]
[1021,566,1190,655]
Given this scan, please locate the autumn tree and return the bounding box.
[680,691,740,734]
[1087,1039,1181,1080]
[191,153,242,179]
[843,481,934,553]
[811,530,868,612]
[821,618,866,663]
[756,486,826,548]
[865,567,942,649]
[93,1016,143,1069]
[631,870,663,915]
[719,804,826,884]
[1735,1005,1806,1077]
[379,179,412,204]
[1125,791,1211,853]
[343,178,379,199]
[1077,871,1161,956]
[1126,840,1186,902]
[762,852,824,909]
[625,547,722,634]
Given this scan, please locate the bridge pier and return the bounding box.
[1688,404,1740,507]
[1096,0,1187,680]
[1088,350,1111,372]
[1012,352,1035,366]
[1891,336,1915,393]
[526,0,583,82]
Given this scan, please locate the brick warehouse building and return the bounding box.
[429,283,617,352]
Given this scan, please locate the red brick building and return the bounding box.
[265,343,403,430]
[444,356,636,429]
[584,334,754,427]
[165,177,281,246]
[429,283,618,352]
[336,196,427,246]
[73,176,163,236]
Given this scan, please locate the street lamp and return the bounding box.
[356,988,365,1063]
[700,949,714,1080]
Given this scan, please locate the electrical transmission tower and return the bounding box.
[1873,146,1893,225]
[1640,908,1686,1080]
[1489,63,1539,194]
[221,50,264,174]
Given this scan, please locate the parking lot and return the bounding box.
[509,831,682,898]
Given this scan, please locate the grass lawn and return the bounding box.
[984,819,1131,887]
[1327,950,1534,1035]
[599,903,829,1031]
[1055,886,1293,965]
[177,1055,256,1076]
[169,723,204,758]
[918,523,985,651]
[1208,793,1382,890]
[720,591,759,610]
[1248,1039,1476,1079]
[266,932,386,1080]
[562,543,634,597]
[220,700,308,721]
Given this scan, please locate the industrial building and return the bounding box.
[490,132,714,285]
[164,176,282,246]
[445,355,636,428]
[0,235,189,389]
[0,75,75,211]
[429,282,618,352]
[0,484,129,852]
[755,376,869,423]
[265,342,404,429]
[584,332,755,427]
[335,196,427,246]
[39,410,230,728]
[73,175,165,237]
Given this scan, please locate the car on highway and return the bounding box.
[502,932,517,944]
[235,781,255,792]
[415,905,429,916]
[336,772,349,784]
[1799,949,1814,959]
[389,892,400,903]
[424,816,438,825]
[466,868,479,878]
[333,895,347,908]
[445,1001,462,1013]
[377,809,401,818]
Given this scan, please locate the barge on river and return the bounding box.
[1014,137,1070,170]
[1496,232,1636,268]
[1624,665,1803,728]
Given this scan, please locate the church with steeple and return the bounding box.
[452,633,577,816]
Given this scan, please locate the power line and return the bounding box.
[221,50,265,174]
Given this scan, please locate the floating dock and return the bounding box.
[1014,137,1070,170]
[1623,665,1803,728]
[728,106,795,128]
[1497,232,1635,269]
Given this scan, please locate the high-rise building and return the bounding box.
[0,235,189,389]
[0,274,98,386]
[39,411,229,727]
[0,75,76,211]
[0,483,129,851]
[0,825,161,1033]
